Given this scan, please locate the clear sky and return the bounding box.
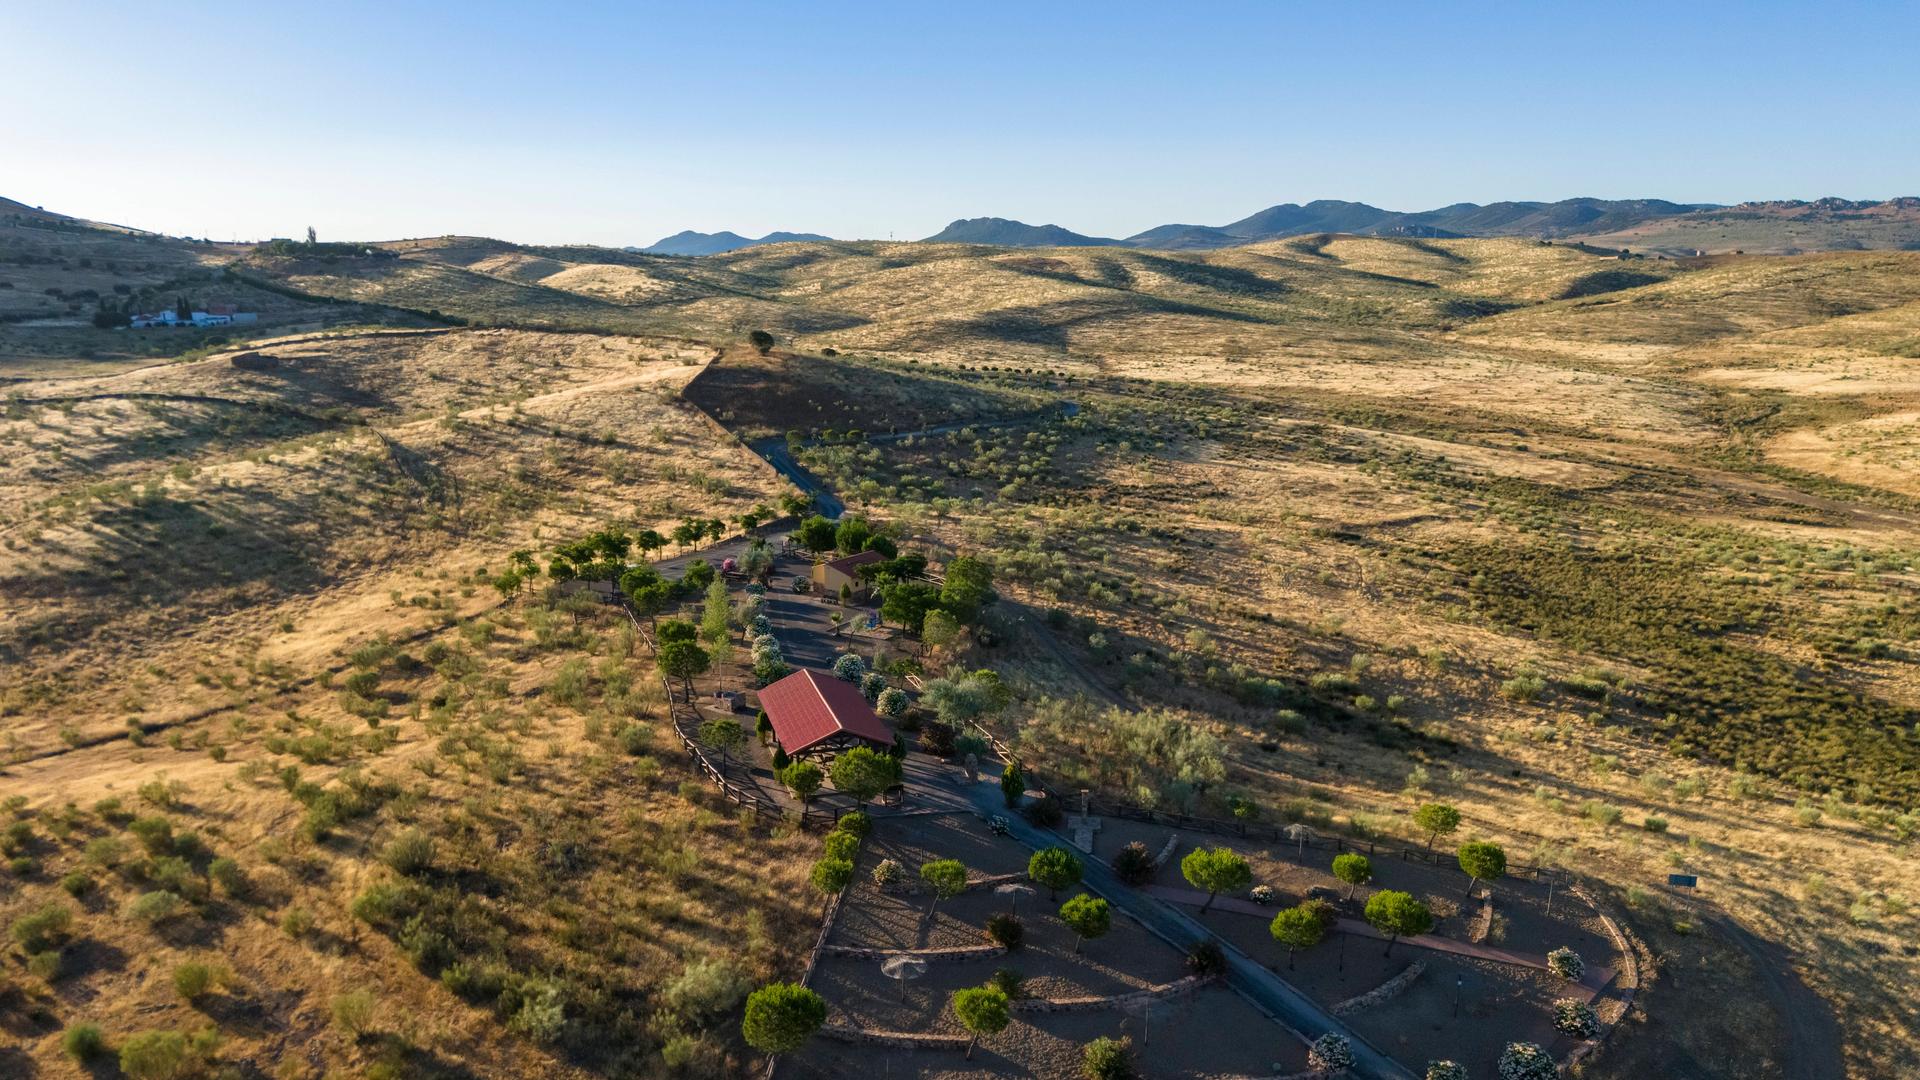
[4,1,1914,246]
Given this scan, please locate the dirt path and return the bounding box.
[1693,910,1844,1080]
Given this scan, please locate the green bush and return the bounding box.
[1083,1035,1137,1080]
[117,1030,189,1080]
[172,962,221,1001]
[381,828,436,876]
[332,989,377,1035]
[62,1022,107,1062]
[129,890,187,924]
[11,903,73,952]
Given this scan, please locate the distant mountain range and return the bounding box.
[636,229,832,256]
[921,198,1920,254]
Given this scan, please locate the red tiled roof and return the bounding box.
[823,549,884,576]
[760,668,893,754]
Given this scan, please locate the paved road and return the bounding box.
[945,774,1415,1080]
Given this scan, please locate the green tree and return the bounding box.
[700,577,732,645]
[657,639,710,698]
[1000,761,1025,807]
[950,985,1011,1059]
[1181,847,1252,912]
[756,709,774,744]
[1059,893,1111,954]
[741,982,826,1053]
[919,858,969,923]
[1028,846,1083,900]
[62,1022,107,1062]
[1331,852,1373,900]
[1457,841,1507,899]
[742,538,775,582]
[798,516,838,554]
[635,529,666,560]
[810,857,854,894]
[1363,889,1432,956]
[922,608,963,652]
[939,555,996,623]
[1413,803,1461,850]
[1268,903,1327,969]
[828,746,894,806]
[834,516,872,555]
[779,760,823,803]
[699,716,746,766]
[879,581,943,635]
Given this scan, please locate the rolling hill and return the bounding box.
[920,217,1122,246]
[637,229,833,255]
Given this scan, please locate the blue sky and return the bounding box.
[3,1,1913,245]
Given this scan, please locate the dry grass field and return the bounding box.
[5,216,1920,1077]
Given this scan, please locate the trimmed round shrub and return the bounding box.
[985,912,1025,949]
[876,687,909,719]
[833,811,871,840]
[1308,1032,1354,1071]
[831,653,866,681]
[741,982,827,1053]
[1082,1034,1137,1080]
[1546,945,1585,981]
[1112,841,1157,886]
[1426,1062,1467,1080]
[1553,997,1599,1038]
[1250,884,1276,906]
[810,857,854,895]
[860,671,888,702]
[822,831,860,861]
[1498,1041,1556,1080]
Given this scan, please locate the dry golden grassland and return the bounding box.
[0,327,819,1075]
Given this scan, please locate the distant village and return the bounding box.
[128,303,258,328]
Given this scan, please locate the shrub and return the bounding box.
[823,831,860,861]
[876,687,909,718]
[62,1022,107,1062]
[1308,1032,1354,1071]
[1426,1062,1468,1080]
[172,962,223,1001]
[331,989,377,1036]
[1644,815,1670,833]
[118,1030,189,1080]
[1024,794,1065,827]
[1028,846,1083,899]
[382,828,436,876]
[871,858,904,890]
[662,959,750,1023]
[1083,1035,1137,1080]
[1547,945,1585,981]
[508,980,566,1044]
[281,907,316,938]
[810,857,854,894]
[985,912,1024,949]
[129,890,187,924]
[1553,997,1599,1038]
[1111,841,1157,886]
[128,816,174,854]
[920,720,957,757]
[28,949,61,980]
[60,870,95,897]
[988,966,1025,1000]
[1500,673,1547,702]
[832,653,867,681]
[1185,940,1227,976]
[1250,884,1275,905]
[11,903,73,952]
[834,810,871,839]
[207,857,246,897]
[1498,1041,1557,1080]
[741,983,827,1053]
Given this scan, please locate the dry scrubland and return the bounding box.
[1,325,823,1075]
[4,219,1920,1077]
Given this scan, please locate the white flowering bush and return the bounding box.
[1425,1063,1467,1080]
[1250,884,1276,906]
[876,687,909,719]
[1307,1032,1353,1072]
[1552,997,1598,1038]
[1497,1042,1555,1080]
[871,858,905,891]
[1546,945,1584,981]
[860,671,888,702]
[832,652,867,681]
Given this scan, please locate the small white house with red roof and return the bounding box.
[759,668,892,759]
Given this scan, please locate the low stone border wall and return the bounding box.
[1152,831,1182,869]
[1563,883,1642,1073]
[820,943,1005,963]
[820,1023,971,1049]
[1011,974,1211,1014]
[1331,961,1425,1016]
[965,871,1025,892]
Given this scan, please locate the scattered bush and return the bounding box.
[381,828,436,876]
[985,912,1024,949]
[117,1030,190,1080]
[172,962,224,1001]
[1553,997,1599,1038]
[62,1022,107,1062]
[331,989,377,1036]
[1426,1062,1468,1080]
[1546,945,1585,981]
[129,890,187,924]
[11,903,73,952]
[1112,842,1157,886]
[1308,1032,1354,1072]
[871,858,905,891]
[1498,1041,1557,1080]
[1083,1035,1137,1080]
